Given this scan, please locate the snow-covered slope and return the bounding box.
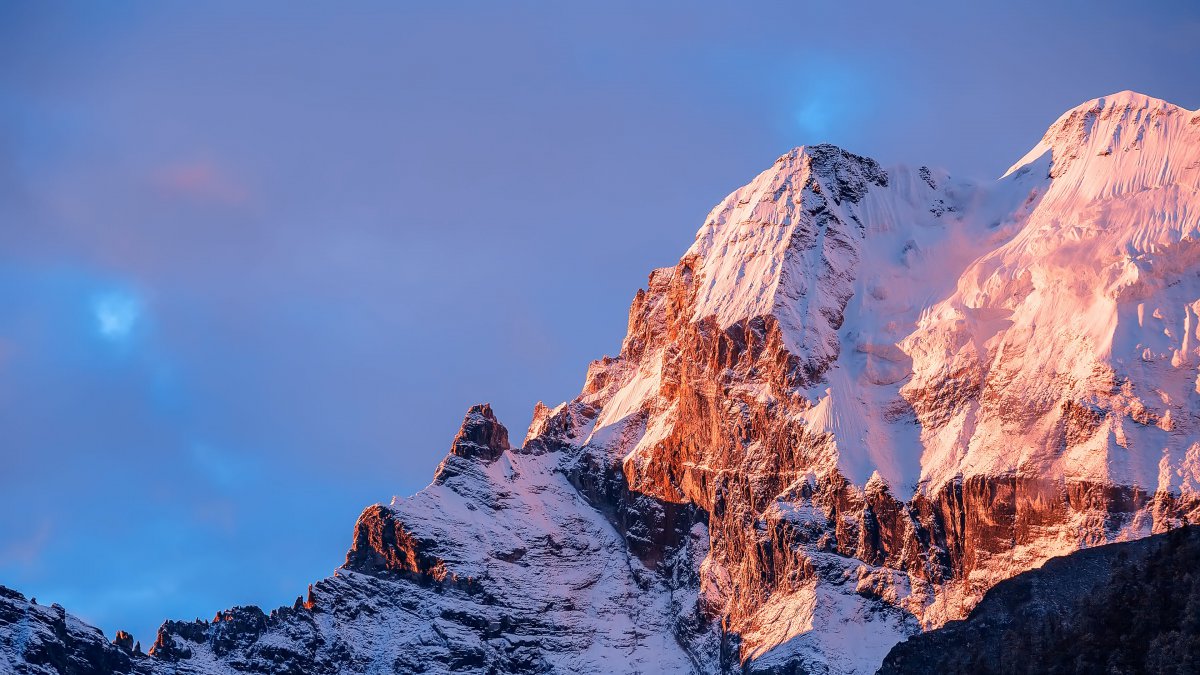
[3,91,1200,675]
[909,90,1200,492]
[556,90,1200,668]
[141,406,708,674]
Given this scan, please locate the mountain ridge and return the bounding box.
[4,90,1200,674]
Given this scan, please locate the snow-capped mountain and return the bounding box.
[3,91,1200,674]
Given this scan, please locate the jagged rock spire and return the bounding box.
[113,630,135,653]
[448,403,510,462]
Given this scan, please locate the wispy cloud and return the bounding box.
[150,161,250,206]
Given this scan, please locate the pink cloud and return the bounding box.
[151,160,250,206]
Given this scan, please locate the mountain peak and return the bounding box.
[448,403,510,461]
[1046,90,1187,144]
[773,144,890,203]
[1005,90,1199,180]
[1078,89,1177,113]
[430,403,512,483]
[681,143,893,376]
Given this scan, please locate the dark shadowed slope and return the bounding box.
[879,525,1200,675]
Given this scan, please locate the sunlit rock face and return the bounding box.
[557,92,1200,670]
[4,92,1200,675]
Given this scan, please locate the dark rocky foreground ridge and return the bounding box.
[0,585,147,675]
[879,525,1200,674]
[4,92,1200,673]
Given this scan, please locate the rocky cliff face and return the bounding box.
[3,91,1200,675]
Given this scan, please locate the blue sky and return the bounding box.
[1,0,1197,645]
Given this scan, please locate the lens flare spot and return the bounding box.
[92,292,141,340]
[788,65,874,143]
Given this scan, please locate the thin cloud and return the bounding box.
[150,160,250,206]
